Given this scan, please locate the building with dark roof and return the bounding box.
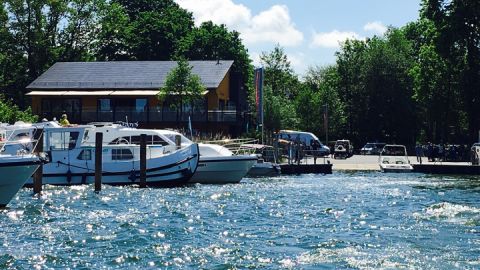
[27,61,249,135]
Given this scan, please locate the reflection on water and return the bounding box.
[1,172,479,269]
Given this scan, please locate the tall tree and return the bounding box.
[96,0,194,60]
[302,65,346,141]
[336,29,416,146]
[176,21,252,89]
[157,58,206,121]
[260,45,300,97]
[3,0,98,106]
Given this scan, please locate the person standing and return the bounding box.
[415,143,423,164]
[311,139,319,164]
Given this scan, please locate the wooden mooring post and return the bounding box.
[140,134,147,188]
[95,132,103,192]
[33,131,43,194]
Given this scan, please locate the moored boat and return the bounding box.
[85,123,257,184]
[379,144,413,173]
[238,144,281,177]
[25,125,199,186]
[0,136,44,207]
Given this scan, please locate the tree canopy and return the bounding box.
[0,0,478,144]
[158,58,206,119]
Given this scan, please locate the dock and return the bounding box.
[280,163,333,174]
[413,164,480,175]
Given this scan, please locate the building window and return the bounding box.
[98,99,112,112]
[136,98,147,112]
[41,98,81,122]
[112,149,134,160]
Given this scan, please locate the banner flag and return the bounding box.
[254,68,264,125]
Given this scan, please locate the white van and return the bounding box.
[278,130,330,156]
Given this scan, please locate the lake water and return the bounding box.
[1,172,479,269]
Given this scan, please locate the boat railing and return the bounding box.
[0,126,41,155]
[199,138,259,154]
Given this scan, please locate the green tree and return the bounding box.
[260,45,301,135]
[263,85,299,133]
[0,94,37,123]
[157,58,206,121]
[260,44,300,97]
[336,29,416,146]
[302,65,346,141]
[96,0,194,60]
[2,0,98,107]
[176,21,253,106]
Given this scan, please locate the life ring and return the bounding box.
[116,138,130,144]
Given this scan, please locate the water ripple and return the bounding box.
[0,172,479,269]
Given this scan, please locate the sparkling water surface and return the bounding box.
[1,172,480,269]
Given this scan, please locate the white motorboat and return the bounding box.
[86,123,257,184]
[0,153,42,207]
[379,144,413,173]
[0,134,44,207]
[24,125,199,186]
[0,121,60,154]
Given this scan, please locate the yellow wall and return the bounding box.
[206,70,230,110]
[207,90,218,110]
[216,70,230,101]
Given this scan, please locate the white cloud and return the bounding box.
[175,0,251,29]
[250,52,261,68]
[175,0,303,47]
[287,52,305,73]
[310,30,362,48]
[363,21,387,35]
[241,5,303,47]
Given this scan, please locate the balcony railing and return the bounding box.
[45,108,240,124]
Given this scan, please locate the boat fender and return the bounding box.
[128,170,136,182]
[66,169,72,184]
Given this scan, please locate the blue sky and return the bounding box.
[175,0,421,76]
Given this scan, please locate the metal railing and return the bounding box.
[46,109,240,123]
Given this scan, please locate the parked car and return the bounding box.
[334,140,353,159]
[360,142,386,155]
[278,130,330,156]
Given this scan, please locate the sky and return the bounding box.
[174,0,422,76]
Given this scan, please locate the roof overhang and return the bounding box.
[26,90,209,96]
[110,90,159,96]
[26,91,68,96]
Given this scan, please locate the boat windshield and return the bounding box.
[163,133,192,145]
[381,146,407,156]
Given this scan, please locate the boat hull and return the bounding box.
[380,164,413,173]
[190,156,257,184]
[0,156,40,207]
[25,144,199,187]
[247,162,281,177]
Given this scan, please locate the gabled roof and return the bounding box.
[27,61,234,90]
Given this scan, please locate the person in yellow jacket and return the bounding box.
[59,114,70,126]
